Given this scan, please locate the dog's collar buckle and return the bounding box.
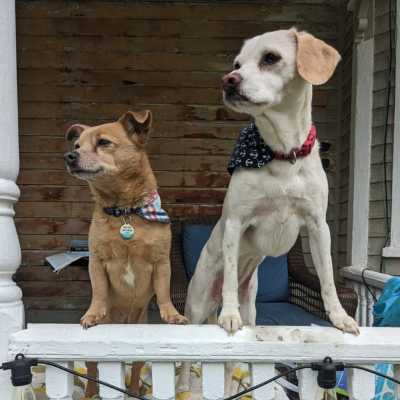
[288,150,297,164]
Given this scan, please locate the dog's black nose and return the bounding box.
[64,151,79,164]
[222,72,242,91]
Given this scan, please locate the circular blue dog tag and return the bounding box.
[120,223,135,240]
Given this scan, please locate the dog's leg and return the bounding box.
[81,255,109,329]
[129,362,144,394]
[239,267,259,327]
[84,362,98,398]
[225,266,259,397]
[154,261,187,324]
[218,217,243,334]
[307,220,359,334]
[177,260,220,394]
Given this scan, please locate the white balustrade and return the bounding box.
[202,362,225,400]
[5,324,400,400]
[341,266,393,326]
[0,1,24,400]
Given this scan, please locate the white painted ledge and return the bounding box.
[382,246,400,258]
[8,324,400,364]
[341,266,392,289]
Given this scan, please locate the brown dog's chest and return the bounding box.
[90,215,170,306]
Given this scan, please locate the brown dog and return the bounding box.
[64,110,186,394]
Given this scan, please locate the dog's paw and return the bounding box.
[160,303,188,325]
[80,308,107,329]
[218,308,243,334]
[329,310,360,335]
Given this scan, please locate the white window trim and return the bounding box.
[382,0,400,258]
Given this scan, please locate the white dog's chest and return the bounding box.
[225,161,325,257]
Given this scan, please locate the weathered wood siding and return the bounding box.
[368,0,394,270]
[15,0,344,322]
[335,4,353,270]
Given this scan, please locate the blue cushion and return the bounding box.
[257,255,289,303]
[182,224,215,280]
[182,224,289,302]
[256,302,331,326]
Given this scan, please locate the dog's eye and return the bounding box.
[97,138,112,147]
[233,62,241,70]
[74,143,80,150]
[262,52,281,65]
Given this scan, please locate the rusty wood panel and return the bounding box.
[19,281,91,297]
[16,217,90,235]
[15,202,93,218]
[16,265,89,282]
[22,296,90,311]
[20,153,230,172]
[19,185,226,204]
[20,234,85,251]
[16,2,337,22]
[18,119,247,138]
[18,102,249,121]
[16,18,338,39]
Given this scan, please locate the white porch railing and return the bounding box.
[341,266,393,327]
[5,324,400,400]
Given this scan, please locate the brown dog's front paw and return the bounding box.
[80,308,107,329]
[159,303,188,325]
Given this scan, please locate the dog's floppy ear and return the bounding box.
[295,31,341,85]
[65,124,88,142]
[119,110,152,144]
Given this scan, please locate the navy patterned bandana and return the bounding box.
[227,123,274,175]
[228,122,317,175]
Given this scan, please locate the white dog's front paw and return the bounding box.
[218,308,243,334]
[329,310,360,335]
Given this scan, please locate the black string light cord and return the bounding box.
[1,354,400,400]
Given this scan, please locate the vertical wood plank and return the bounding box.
[45,362,74,400]
[297,369,322,400]
[348,365,376,400]
[152,362,175,400]
[251,363,275,400]
[202,362,224,400]
[98,362,125,400]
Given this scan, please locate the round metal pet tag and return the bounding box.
[120,223,135,240]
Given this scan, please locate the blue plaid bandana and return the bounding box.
[135,193,170,223]
[228,123,274,175]
[103,192,170,224]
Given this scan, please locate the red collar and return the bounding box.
[274,124,317,164]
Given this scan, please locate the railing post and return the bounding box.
[0,0,24,399]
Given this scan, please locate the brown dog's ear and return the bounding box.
[119,110,152,144]
[295,31,341,85]
[65,124,88,142]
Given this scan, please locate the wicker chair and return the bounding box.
[170,218,358,321]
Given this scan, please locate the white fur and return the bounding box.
[123,261,135,288]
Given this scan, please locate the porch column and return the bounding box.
[0,1,24,399]
[347,0,374,268]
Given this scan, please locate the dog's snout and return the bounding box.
[64,151,79,164]
[222,72,242,91]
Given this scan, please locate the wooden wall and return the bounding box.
[336,6,353,269]
[368,0,395,271]
[15,0,345,322]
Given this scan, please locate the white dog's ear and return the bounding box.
[65,124,88,142]
[119,110,152,144]
[295,31,341,85]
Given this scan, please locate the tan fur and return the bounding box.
[65,111,186,395]
[295,31,341,85]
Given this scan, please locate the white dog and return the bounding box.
[184,28,359,335]
[177,27,359,397]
